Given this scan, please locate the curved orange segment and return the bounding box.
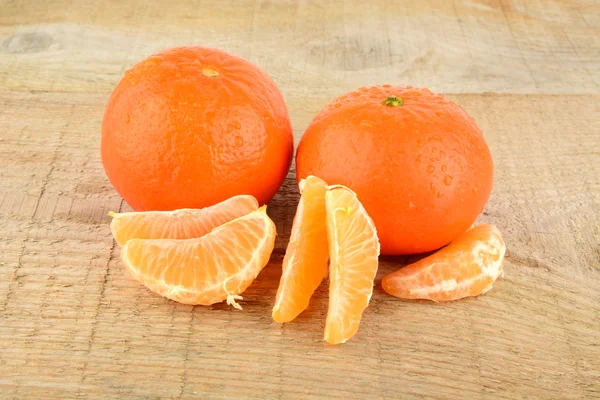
[120,207,275,307]
[382,224,505,302]
[324,185,380,345]
[272,176,329,323]
[109,195,258,246]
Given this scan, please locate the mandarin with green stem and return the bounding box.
[297,85,494,255]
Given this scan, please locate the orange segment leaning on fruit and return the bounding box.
[324,185,380,344]
[382,224,505,302]
[120,207,276,307]
[109,195,259,246]
[272,175,329,323]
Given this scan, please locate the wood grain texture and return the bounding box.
[1,1,599,399]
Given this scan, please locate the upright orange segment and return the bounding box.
[109,195,258,246]
[382,224,505,302]
[272,176,329,323]
[324,186,380,344]
[120,207,276,307]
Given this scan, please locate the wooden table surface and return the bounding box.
[1,1,599,399]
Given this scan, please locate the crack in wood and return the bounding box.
[76,198,123,394]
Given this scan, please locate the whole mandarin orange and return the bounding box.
[296,85,493,255]
[102,46,293,211]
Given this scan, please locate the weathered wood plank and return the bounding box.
[1,0,600,398]
[0,88,598,398]
[0,0,599,96]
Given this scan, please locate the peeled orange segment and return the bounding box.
[272,175,329,323]
[324,186,380,345]
[109,195,258,246]
[120,207,276,307]
[382,224,505,302]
